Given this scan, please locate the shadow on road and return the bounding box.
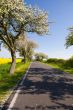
[20,67,73,110]
[20,68,73,99]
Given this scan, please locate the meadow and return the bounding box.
[0,58,30,105]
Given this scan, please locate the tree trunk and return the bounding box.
[22,55,26,63]
[22,50,26,63]
[10,50,16,75]
[23,55,26,63]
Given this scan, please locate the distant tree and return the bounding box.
[34,52,48,61]
[25,40,38,61]
[65,27,73,48]
[15,35,27,62]
[0,0,49,74]
[16,37,38,62]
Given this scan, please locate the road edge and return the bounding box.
[2,62,32,110]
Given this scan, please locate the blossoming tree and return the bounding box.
[0,0,49,74]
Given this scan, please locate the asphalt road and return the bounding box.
[2,62,73,110]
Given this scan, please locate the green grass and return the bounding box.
[64,68,73,74]
[0,62,30,104]
[45,62,73,74]
[46,63,60,69]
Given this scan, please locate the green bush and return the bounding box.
[63,57,73,69]
[46,57,73,69]
[46,58,65,66]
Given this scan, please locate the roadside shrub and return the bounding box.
[46,58,65,66]
[46,57,73,69]
[63,57,73,69]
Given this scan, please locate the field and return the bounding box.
[0,58,30,105]
[0,58,22,64]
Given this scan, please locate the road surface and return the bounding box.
[2,62,73,110]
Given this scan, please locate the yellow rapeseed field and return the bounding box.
[0,58,22,64]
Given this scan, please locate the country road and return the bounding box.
[2,62,73,110]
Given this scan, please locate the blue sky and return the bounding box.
[0,0,73,59]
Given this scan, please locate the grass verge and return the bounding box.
[45,62,73,74]
[0,62,30,105]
